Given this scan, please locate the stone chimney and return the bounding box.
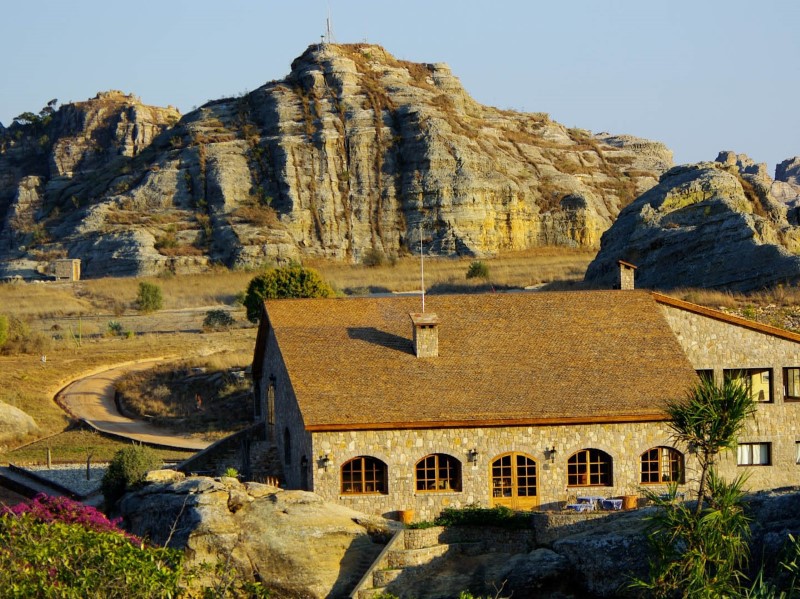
[618,260,637,290]
[409,312,439,358]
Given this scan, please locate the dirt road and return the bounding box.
[57,359,212,451]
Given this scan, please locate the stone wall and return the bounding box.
[660,303,800,489]
[258,324,312,491]
[309,421,689,521]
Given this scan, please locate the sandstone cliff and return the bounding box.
[585,151,800,291]
[0,44,672,278]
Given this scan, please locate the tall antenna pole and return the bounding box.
[419,223,425,313]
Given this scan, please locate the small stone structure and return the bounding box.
[53,258,80,281]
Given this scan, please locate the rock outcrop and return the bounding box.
[119,476,392,598]
[119,476,800,598]
[585,152,800,291]
[0,44,672,279]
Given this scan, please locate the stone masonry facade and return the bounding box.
[256,299,800,521]
[660,303,800,490]
[309,421,688,520]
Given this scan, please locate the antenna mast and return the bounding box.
[419,223,425,313]
[325,4,334,44]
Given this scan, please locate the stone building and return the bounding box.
[251,289,800,520]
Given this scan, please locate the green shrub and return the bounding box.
[362,248,391,267]
[244,264,334,323]
[136,281,163,313]
[466,260,490,280]
[0,314,7,347]
[107,320,123,336]
[434,505,529,529]
[102,445,163,509]
[223,467,240,479]
[203,309,236,331]
[0,514,183,597]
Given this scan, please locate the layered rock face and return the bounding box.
[0,44,672,278]
[585,151,800,291]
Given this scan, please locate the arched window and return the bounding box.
[641,447,684,484]
[567,448,613,487]
[341,456,388,495]
[415,454,462,492]
[283,427,291,464]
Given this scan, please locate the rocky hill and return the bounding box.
[585,151,800,291]
[0,44,673,279]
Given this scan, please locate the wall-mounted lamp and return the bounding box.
[546,445,557,463]
[468,448,479,464]
[320,453,332,469]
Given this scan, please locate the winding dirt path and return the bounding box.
[57,359,211,451]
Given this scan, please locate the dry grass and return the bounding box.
[0,327,256,464]
[311,247,596,294]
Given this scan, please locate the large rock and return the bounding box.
[0,44,672,278]
[119,476,390,598]
[0,400,39,446]
[585,155,800,291]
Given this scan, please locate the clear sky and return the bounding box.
[1,0,797,173]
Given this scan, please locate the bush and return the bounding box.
[0,314,7,347]
[136,281,163,313]
[244,264,335,322]
[0,512,182,597]
[102,445,163,509]
[466,260,490,280]
[107,320,123,336]
[203,309,236,331]
[434,505,529,529]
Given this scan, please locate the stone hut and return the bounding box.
[53,258,81,281]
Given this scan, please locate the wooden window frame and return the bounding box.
[737,442,771,466]
[640,446,685,484]
[567,448,613,487]
[784,368,800,401]
[724,368,773,403]
[415,454,462,493]
[340,456,388,495]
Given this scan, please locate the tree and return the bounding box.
[667,376,756,513]
[244,264,334,322]
[136,281,163,313]
[630,377,758,597]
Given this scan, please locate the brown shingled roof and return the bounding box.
[261,290,699,431]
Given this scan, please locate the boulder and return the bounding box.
[0,400,39,446]
[585,157,800,291]
[119,477,389,598]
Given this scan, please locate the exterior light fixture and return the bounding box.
[468,448,479,463]
[547,445,557,463]
[320,453,332,469]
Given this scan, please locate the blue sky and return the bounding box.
[2,1,797,172]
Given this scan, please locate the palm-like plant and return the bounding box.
[667,376,756,514]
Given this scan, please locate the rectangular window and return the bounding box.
[725,368,773,403]
[796,442,800,465]
[737,442,771,466]
[785,368,800,400]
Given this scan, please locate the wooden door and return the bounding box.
[489,453,538,510]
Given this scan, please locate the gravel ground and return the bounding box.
[24,464,109,497]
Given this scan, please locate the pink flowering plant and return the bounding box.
[0,494,183,597]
